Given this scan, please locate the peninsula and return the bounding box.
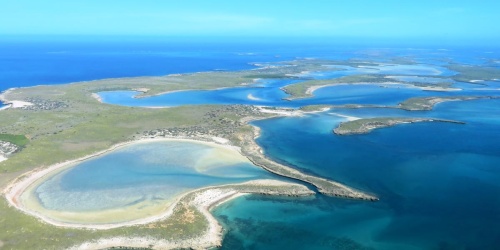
[0,59,377,249]
[334,117,465,135]
[1,58,498,249]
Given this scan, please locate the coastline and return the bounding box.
[3,137,249,226]
[239,123,378,201]
[92,82,260,104]
[130,77,262,99]
[330,112,360,121]
[285,81,462,101]
[3,136,314,249]
[0,88,35,110]
[68,179,312,250]
[2,121,375,249]
[0,88,14,110]
[90,93,103,103]
[333,117,466,135]
[0,59,384,249]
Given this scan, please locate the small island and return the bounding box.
[333,117,466,135]
[398,96,499,110]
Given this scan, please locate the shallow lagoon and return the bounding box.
[93,59,500,248]
[98,83,440,108]
[21,139,273,225]
[4,43,500,249]
[96,60,499,109]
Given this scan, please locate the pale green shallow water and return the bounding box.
[21,139,273,224]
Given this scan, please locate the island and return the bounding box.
[398,96,499,111]
[448,64,500,83]
[282,74,457,100]
[333,117,465,135]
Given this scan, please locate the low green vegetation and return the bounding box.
[334,117,465,135]
[0,134,29,147]
[398,96,496,111]
[448,64,500,82]
[0,58,490,249]
[243,74,293,79]
[282,71,457,100]
[0,188,208,249]
[282,75,394,99]
[299,105,332,112]
[0,61,330,249]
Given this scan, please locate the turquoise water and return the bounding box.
[388,75,455,84]
[99,83,442,108]
[3,40,500,248]
[97,60,499,108]
[64,49,500,247]
[27,140,273,223]
[213,99,500,250]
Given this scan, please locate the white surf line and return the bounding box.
[0,104,12,111]
[0,155,7,163]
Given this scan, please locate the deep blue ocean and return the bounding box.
[1,37,500,249]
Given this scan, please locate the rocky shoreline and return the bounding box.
[398,96,499,111]
[334,117,466,135]
[141,116,378,201]
[239,126,378,200]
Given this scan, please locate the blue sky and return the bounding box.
[1,0,499,41]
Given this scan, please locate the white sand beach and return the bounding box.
[3,136,308,229]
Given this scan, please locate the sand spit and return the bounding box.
[306,84,326,96]
[3,137,313,249]
[240,126,378,201]
[90,93,103,103]
[303,82,461,100]
[334,117,466,135]
[240,108,377,200]
[68,180,312,250]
